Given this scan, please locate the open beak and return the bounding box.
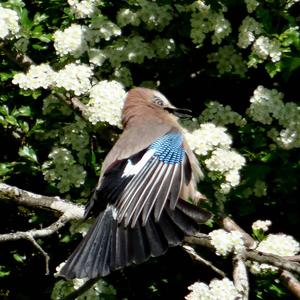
[165,107,193,118]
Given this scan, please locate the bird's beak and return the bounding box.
[165,106,193,118]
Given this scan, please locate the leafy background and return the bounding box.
[1,0,300,299]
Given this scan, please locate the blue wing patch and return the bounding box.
[149,132,185,164]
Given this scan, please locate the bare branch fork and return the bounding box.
[0,183,84,273]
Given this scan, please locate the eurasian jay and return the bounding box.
[59,87,211,279]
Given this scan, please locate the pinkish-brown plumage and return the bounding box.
[59,87,211,279]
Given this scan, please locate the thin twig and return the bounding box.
[26,235,50,275]
[182,244,225,277]
[0,215,69,242]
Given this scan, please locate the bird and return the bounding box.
[59,87,211,279]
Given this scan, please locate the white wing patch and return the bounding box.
[122,149,156,178]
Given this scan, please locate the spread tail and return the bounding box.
[59,201,210,279]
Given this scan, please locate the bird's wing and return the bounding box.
[89,131,193,228]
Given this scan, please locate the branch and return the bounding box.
[233,253,249,300]
[0,183,85,270]
[182,244,225,277]
[280,270,300,299]
[0,183,84,219]
[246,250,300,276]
[0,41,34,70]
[220,216,256,248]
[0,214,69,241]
[0,215,70,274]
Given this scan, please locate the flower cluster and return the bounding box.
[68,0,100,19]
[249,86,300,149]
[248,86,284,125]
[252,36,282,63]
[190,3,231,46]
[55,63,93,96]
[0,5,20,39]
[199,101,246,127]
[250,234,300,274]
[86,80,126,127]
[184,122,245,193]
[12,64,56,90]
[42,147,86,193]
[207,45,247,77]
[12,63,93,96]
[244,0,259,13]
[252,220,272,232]
[117,1,173,31]
[205,148,246,193]
[53,24,88,57]
[237,16,262,49]
[209,229,245,256]
[184,123,232,156]
[186,278,240,300]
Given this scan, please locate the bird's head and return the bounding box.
[124,87,192,119]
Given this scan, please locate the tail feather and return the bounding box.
[59,201,211,279]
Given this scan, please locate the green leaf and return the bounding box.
[18,145,38,163]
[0,105,9,116]
[5,115,18,126]
[19,120,30,133]
[13,253,26,263]
[12,106,32,117]
[0,266,10,278]
[0,72,13,81]
[0,163,14,176]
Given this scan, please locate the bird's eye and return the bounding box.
[153,96,164,106]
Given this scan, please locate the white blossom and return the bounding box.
[237,16,263,49]
[53,24,88,57]
[252,220,272,232]
[68,0,100,19]
[86,80,126,127]
[252,36,282,63]
[55,63,93,96]
[209,229,244,256]
[0,6,20,39]
[186,278,240,300]
[12,64,56,90]
[205,148,246,192]
[248,85,285,125]
[184,123,232,156]
[250,234,300,274]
